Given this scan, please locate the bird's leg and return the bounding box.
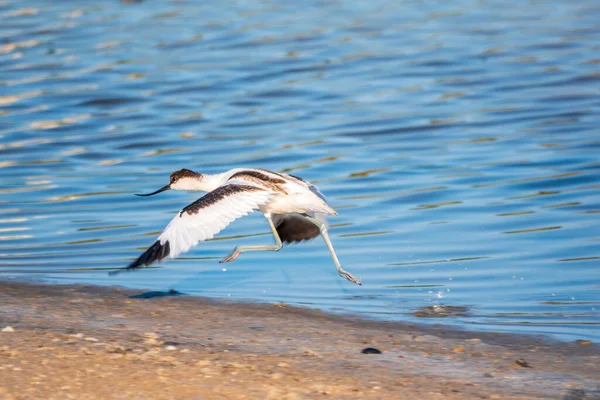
[220,213,282,263]
[301,214,362,285]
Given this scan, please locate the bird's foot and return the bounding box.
[220,250,240,263]
[338,269,362,286]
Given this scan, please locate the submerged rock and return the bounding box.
[413,305,470,318]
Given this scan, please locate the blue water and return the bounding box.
[1,0,599,341]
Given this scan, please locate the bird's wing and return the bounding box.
[112,184,273,274]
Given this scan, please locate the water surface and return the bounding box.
[1,0,599,341]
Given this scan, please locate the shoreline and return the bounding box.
[1,280,599,399]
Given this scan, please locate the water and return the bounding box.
[1,0,599,342]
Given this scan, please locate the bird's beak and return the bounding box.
[135,184,171,197]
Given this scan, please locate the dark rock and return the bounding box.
[515,358,532,368]
[361,347,382,354]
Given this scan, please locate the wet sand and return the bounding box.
[0,281,598,399]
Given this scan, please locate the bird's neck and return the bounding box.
[200,173,230,192]
[171,173,227,192]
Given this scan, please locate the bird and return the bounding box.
[110,168,361,285]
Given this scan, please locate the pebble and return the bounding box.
[165,346,177,351]
[225,362,246,369]
[143,332,163,347]
[1,326,14,333]
[105,345,127,354]
[302,349,322,358]
[515,359,532,368]
[361,347,382,354]
[84,337,98,342]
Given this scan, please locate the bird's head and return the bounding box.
[136,169,204,196]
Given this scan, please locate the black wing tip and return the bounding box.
[109,240,170,276]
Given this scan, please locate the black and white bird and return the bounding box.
[110,168,361,285]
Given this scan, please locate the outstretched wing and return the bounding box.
[111,184,272,275]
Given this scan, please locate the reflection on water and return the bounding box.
[1,0,599,341]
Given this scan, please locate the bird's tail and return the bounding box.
[108,240,170,276]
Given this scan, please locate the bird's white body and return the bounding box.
[171,168,336,215]
[111,167,360,285]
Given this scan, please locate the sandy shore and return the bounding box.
[0,281,598,399]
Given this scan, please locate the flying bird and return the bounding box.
[110,168,361,285]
